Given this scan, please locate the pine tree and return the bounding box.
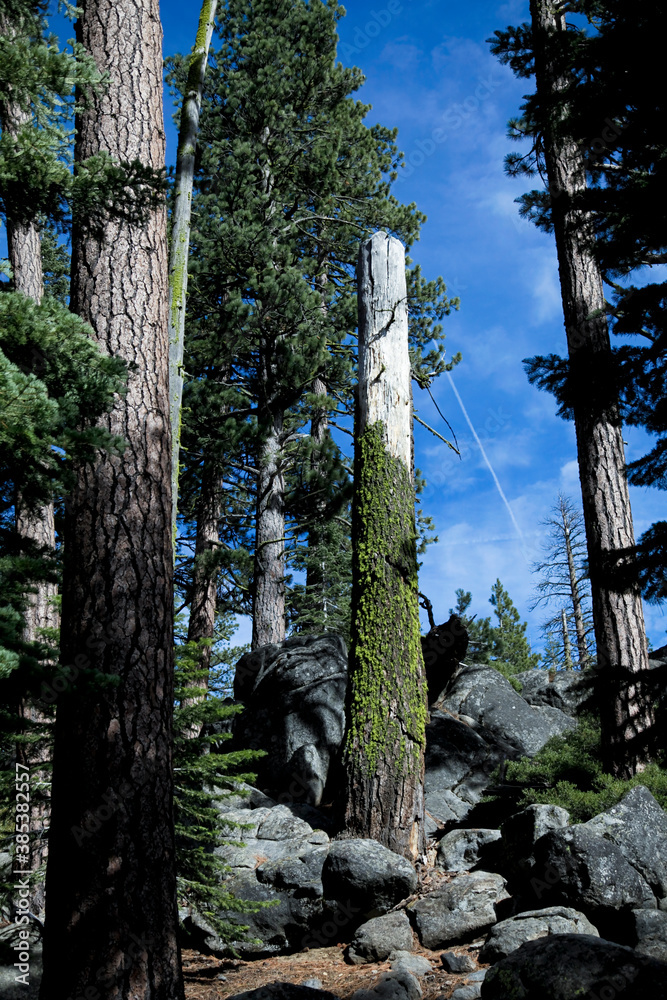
[172,0,458,652]
[490,0,654,776]
[489,579,540,675]
[40,0,184,996]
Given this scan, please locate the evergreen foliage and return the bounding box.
[504,715,667,821]
[489,1,667,605]
[171,0,459,643]
[450,582,540,688]
[172,630,270,947]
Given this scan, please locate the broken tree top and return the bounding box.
[357,230,412,476]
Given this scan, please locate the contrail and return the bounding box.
[446,372,530,563]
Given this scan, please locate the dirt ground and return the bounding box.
[182,941,488,1000]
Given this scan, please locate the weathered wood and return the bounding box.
[356,231,412,474]
[342,231,427,861]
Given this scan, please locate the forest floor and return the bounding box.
[182,941,488,1000]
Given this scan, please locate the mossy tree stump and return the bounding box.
[342,231,427,861]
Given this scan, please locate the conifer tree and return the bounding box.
[490,0,653,775]
[489,579,540,674]
[173,0,457,651]
[40,0,184,996]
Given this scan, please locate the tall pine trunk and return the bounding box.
[531,0,652,776]
[305,375,329,620]
[252,409,286,648]
[40,0,184,997]
[342,231,427,861]
[168,0,218,540]
[183,458,220,734]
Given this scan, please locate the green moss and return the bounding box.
[345,422,427,778]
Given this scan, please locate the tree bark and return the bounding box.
[252,409,286,649]
[531,0,652,776]
[342,231,427,861]
[182,457,220,735]
[305,375,329,619]
[40,0,183,997]
[168,0,218,541]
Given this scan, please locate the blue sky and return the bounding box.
[46,0,665,653]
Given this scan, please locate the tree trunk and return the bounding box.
[342,231,427,861]
[305,375,329,620]
[168,0,218,542]
[252,409,286,648]
[561,607,573,671]
[562,505,590,668]
[40,0,183,997]
[531,0,652,777]
[183,458,220,735]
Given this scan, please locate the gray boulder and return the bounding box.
[582,785,667,903]
[323,839,417,920]
[436,828,502,872]
[516,669,588,716]
[451,988,481,1000]
[482,933,667,1000]
[440,952,476,973]
[408,871,510,949]
[389,953,432,977]
[222,867,325,955]
[500,803,570,880]
[529,826,656,938]
[346,911,413,964]
[424,709,519,827]
[350,971,421,1000]
[233,634,348,806]
[479,905,599,964]
[633,908,667,962]
[441,663,575,758]
[256,845,329,900]
[226,985,340,1000]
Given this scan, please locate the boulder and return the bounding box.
[515,669,588,717]
[222,867,325,956]
[441,663,575,758]
[529,826,656,939]
[424,709,518,827]
[450,988,481,1000]
[440,952,476,973]
[408,871,510,949]
[226,985,340,1000]
[256,846,329,900]
[389,953,432,977]
[322,839,417,921]
[500,803,570,881]
[632,908,667,962]
[479,905,599,964]
[233,634,348,806]
[436,828,501,872]
[482,933,667,1000]
[582,785,667,903]
[350,971,421,1000]
[346,912,414,964]
[422,615,469,702]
